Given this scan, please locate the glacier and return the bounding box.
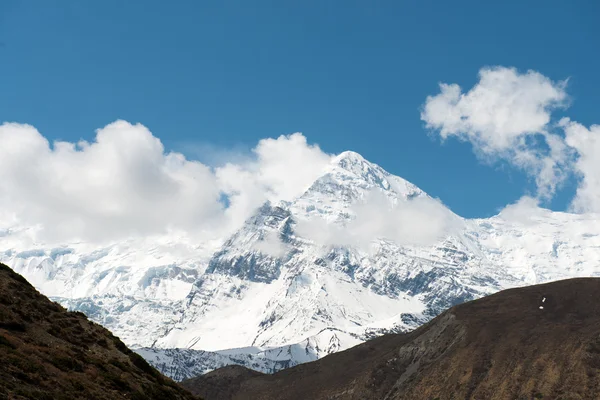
[2,150,600,380]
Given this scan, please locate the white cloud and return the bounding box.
[421,67,568,152]
[296,191,461,250]
[0,121,332,244]
[421,66,571,200]
[253,133,334,201]
[252,231,291,258]
[216,133,333,233]
[559,119,600,213]
[0,121,222,242]
[498,196,546,225]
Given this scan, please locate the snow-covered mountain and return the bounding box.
[135,327,362,381]
[3,151,600,380]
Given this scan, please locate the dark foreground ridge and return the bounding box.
[183,278,600,400]
[0,263,196,400]
[181,365,264,400]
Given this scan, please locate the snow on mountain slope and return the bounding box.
[2,150,600,380]
[151,151,511,353]
[1,234,219,347]
[475,209,600,284]
[136,328,365,381]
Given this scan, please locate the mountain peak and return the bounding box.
[326,150,384,182]
[314,150,424,200]
[330,150,379,176]
[332,150,367,164]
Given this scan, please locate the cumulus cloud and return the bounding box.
[0,121,222,242]
[296,191,461,250]
[216,133,333,233]
[421,67,568,150]
[0,121,331,243]
[559,119,600,213]
[421,66,570,199]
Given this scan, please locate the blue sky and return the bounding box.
[0,0,598,218]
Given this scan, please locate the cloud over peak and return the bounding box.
[0,121,332,243]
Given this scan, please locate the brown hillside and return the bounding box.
[181,365,264,400]
[185,278,600,400]
[0,263,197,400]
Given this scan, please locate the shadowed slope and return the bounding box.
[0,263,197,400]
[181,365,264,400]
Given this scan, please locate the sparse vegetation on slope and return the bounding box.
[0,263,197,400]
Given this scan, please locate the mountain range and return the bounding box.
[182,277,600,400]
[2,151,600,380]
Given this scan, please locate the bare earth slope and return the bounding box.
[181,365,264,400]
[0,263,196,400]
[185,278,600,400]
